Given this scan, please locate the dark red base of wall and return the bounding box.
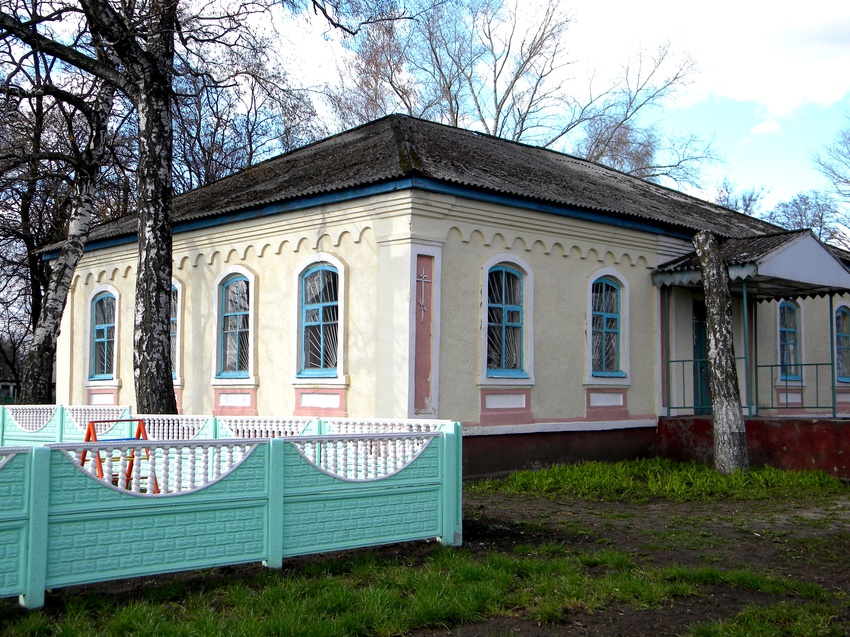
[657,416,850,479]
[463,428,656,479]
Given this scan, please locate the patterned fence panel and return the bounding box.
[62,406,132,440]
[0,448,31,600]
[320,417,446,435]
[218,416,312,439]
[0,407,60,446]
[35,440,270,601]
[136,415,215,441]
[0,406,132,445]
[6,421,462,609]
[279,434,445,558]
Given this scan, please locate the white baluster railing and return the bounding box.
[218,416,310,439]
[288,433,437,482]
[53,439,261,496]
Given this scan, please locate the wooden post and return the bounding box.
[693,231,749,473]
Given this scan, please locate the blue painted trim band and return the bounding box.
[44,177,692,259]
[486,370,529,379]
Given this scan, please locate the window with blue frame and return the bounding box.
[170,285,178,377]
[591,277,623,376]
[218,276,250,377]
[486,265,524,376]
[779,301,800,379]
[90,293,116,379]
[300,264,339,376]
[836,307,850,381]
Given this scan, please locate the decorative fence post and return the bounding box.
[439,422,463,546]
[265,438,285,568]
[21,446,49,609]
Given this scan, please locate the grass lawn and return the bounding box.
[2,459,848,636]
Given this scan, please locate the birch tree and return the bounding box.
[18,79,115,405]
[0,30,123,403]
[0,0,182,412]
[1,0,401,412]
[693,230,748,474]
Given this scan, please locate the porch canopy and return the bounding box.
[652,230,850,301]
[652,229,850,416]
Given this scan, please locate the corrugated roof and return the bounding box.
[83,114,782,246]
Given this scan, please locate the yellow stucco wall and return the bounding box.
[57,188,688,424]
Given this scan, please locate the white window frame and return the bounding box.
[777,299,804,382]
[292,253,347,385]
[585,267,630,386]
[479,254,534,386]
[211,266,256,385]
[84,283,120,388]
[171,278,183,385]
[835,301,850,383]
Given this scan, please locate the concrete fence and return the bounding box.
[0,408,461,609]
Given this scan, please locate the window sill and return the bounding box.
[479,374,534,387]
[211,376,256,387]
[584,375,630,388]
[85,378,121,388]
[292,374,349,387]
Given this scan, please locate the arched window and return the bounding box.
[299,264,339,376]
[90,292,116,379]
[836,307,850,381]
[779,301,800,379]
[218,275,250,377]
[486,265,524,375]
[591,277,622,376]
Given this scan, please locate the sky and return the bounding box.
[280,1,850,213]
[566,0,850,211]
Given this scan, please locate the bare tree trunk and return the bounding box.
[133,77,178,415]
[693,230,749,473]
[19,81,115,405]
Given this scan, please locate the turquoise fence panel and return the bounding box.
[0,407,61,446]
[279,435,443,557]
[0,406,133,446]
[0,448,31,599]
[59,406,133,442]
[3,418,463,609]
[136,415,215,440]
[216,416,315,439]
[42,442,270,590]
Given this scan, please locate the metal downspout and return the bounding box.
[742,280,752,416]
[665,286,671,417]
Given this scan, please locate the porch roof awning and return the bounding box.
[652,230,850,300]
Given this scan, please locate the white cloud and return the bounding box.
[749,120,782,136]
[567,0,850,118]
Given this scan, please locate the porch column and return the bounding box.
[742,280,752,416]
[830,294,836,417]
[664,286,671,416]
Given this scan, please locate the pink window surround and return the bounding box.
[213,388,257,416]
[87,387,118,406]
[293,387,348,417]
[174,388,183,414]
[585,387,630,420]
[479,388,533,426]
